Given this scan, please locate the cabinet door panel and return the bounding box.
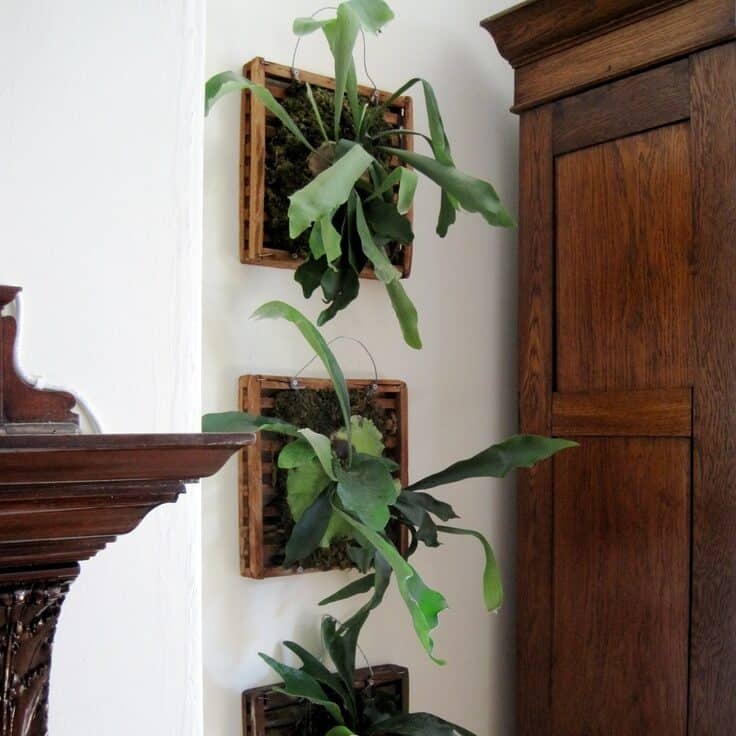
[552,438,690,735]
[556,123,693,392]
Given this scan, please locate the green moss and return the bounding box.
[264,81,403,264]
[272,387,393,571]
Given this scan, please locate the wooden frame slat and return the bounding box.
[552,59,690,155]
[240,57,414,278]
[243,664,409,736]
[552,388,693,437]
[238,375,408,579]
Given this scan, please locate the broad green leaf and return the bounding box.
[320,512,355,548]
[251,302,352,439]
[296,256,328,298]
[417,514,440,547]
[321,214,343,265]
[365,199,414,244]
[319,573,376,605]
[348,543,375,573]
[202,411,299,437]
[379,77,421,111]
[422,80,453,166]
[318,266,361,326]
[285,491,333,565]
[438,526,503,612]
[293,17,332,35]
[324,5,361,139]
[386,280,421,350]
[354,196,400,284]
[322,614,364,712]
[335,509,448,663]
[287,458,331,520]
[286,455,349,549]
[369,712,476,735]
[347,0,395,32]
[333,416,384,457]
[278,438,316,469]
[288,145,373,238]
[299,428,337,480]
[379,147,516,229]
[258,652,344,724]
[346,550,392,619]
[367,166,400,199]
[205,71,312,152]
[392,498,425,527]
[397,168,418,215]
[406,435,579,492]
[326,728,358,736]
[437,191,458,237]
[346,61,361,137]
[309,223,326,260]
[397,490,459,522]
[366,166,417,215]
[322,266,345,301]
[336,454,398,530]
[282,641,353,717]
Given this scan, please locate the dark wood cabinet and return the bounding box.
[484,2,736,734]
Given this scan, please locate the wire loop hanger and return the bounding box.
[290,5,380,102]
[291,336,379,392]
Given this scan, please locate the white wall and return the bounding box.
[204,1,519,734]
[0,2,206,734]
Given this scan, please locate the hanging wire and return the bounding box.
[290,6,380,102]
[291,6,339,78]
[291,336,378,391]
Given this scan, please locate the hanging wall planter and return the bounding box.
[242,664,408,736]
[240,57,414,278]
[238,373,408,578]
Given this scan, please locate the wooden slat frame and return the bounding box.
[238,375,408,579]
[242,665,409,736]
[240,57,414,279]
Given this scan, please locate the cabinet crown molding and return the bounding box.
[483,0,736,112]
[483,0,691,68]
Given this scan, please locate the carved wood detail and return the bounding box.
[0,287,77,430]
[0,572,76,736]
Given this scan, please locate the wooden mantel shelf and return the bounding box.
[0,286,253,736]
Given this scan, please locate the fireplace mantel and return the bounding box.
[0,285,253,735]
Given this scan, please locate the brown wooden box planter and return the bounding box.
[243,664,409,736]
[239,375,409,578]
[240,57,414,278]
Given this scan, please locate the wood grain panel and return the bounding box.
[556,123,693,392]
[553,438,690,735]
[553,59,690,155]
[512,0,734,111]
[517,105,554,736]
[552,388,692,437]
[689,42,736,735]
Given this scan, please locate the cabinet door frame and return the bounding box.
[518,43,736,735]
